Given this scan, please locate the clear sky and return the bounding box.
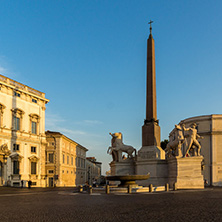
[0,0,222,174]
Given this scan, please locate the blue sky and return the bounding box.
[0,0,222,174]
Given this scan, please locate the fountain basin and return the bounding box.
[106,173,150,187]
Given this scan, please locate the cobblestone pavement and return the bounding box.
[0,187,222,222]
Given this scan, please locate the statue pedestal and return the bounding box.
[168,156,204,189]
[110,159,135,176]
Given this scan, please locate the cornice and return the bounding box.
[0,75,49,103]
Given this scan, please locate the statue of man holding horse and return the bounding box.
[182,123,203,157]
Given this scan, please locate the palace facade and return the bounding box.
[0,74,49,187]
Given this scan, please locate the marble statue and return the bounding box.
[0,143,11,163]
[107,132,137,162]
[165,125,184,158]
[0,143,11,156]
[166,123,203,158]
[182,123,203,157]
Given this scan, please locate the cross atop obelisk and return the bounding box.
[148,20,153,35]
[142,20,161,147]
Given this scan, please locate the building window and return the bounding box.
[0,103,5,128]
[78,158,80,167]
[48,153,54,163]
[48,170,54,174]
[13,161,19,174]
[32,98,37,103]
[71,157,73,165]
[31,162,37,174]
[13,144,19,151]
[31,146,36,153]
[29,114,39,135]
[14,91,20,97]
[63,154,65,164]
[31,121,37,134]
[67,156,69,164]
[12,108,24,131]
[13,116,20,130]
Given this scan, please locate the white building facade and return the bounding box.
[0,74,49,187]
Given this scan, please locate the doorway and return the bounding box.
[48,177,54,187]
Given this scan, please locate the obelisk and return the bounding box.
[142,20,161,147]
[137,21,165,162]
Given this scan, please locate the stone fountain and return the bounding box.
[106,174,150,188]
[107,132,150,187]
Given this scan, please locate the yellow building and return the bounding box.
[0,74,49,187]
[86,157,102,185]
[180,115,222,186]
[45,131,88,187]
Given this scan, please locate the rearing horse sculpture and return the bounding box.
[107,132,137,162]
[165,125,185,158]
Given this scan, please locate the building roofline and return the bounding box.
[86,157,102,164]
[0,74,49,103]
[180,114,222,123]
[45,130,88,151]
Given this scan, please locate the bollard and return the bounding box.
[79,185,83,193]
[173,182,177,191]
[88,185,92,194]
[165,183,169,192]
[128,185,132,194]
[106,185,110,194]
[149,184,153,193]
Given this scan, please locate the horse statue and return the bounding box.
[165,125,185,158]
[107,132,137,162]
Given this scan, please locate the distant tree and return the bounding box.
[161,139,169,150]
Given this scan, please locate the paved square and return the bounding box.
[0,187,221,222]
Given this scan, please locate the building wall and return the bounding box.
[76,145,87,185]
[45,131,88,187]
[180,114,222,186]
[0,74,49,187]
[86,157,101,185]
